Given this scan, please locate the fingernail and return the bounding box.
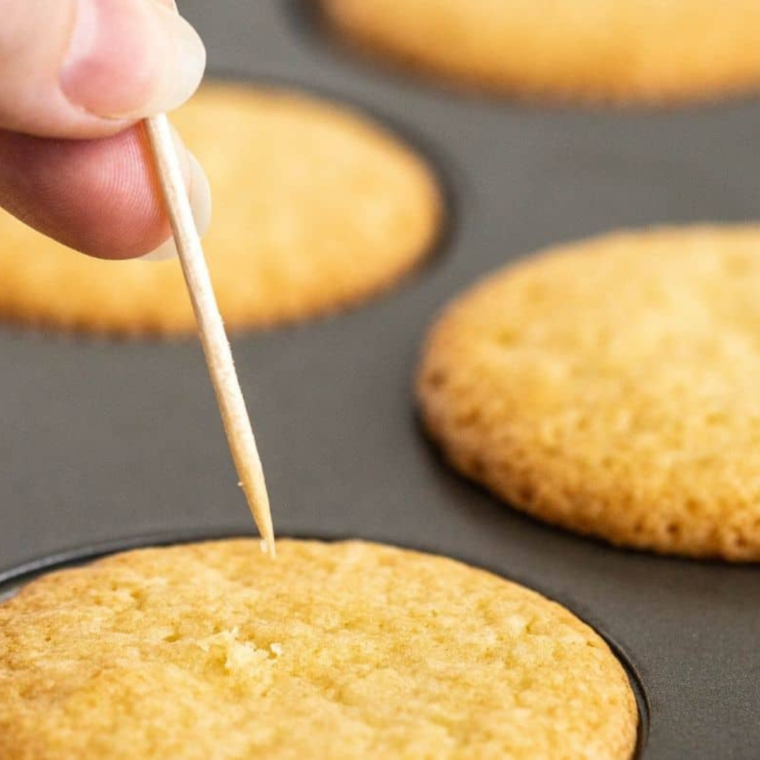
[61,0,206,119]
[141,152,212,262]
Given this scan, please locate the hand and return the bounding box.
[0,0,210,260]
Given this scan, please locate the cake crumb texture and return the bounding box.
[0,539,636,758]
[418,225,760,560]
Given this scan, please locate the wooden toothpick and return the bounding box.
[144,112,276,557]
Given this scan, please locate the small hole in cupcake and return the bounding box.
[517,483,535,504]
[426,370,447,389]
[665,522,680,538]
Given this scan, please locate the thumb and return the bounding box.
[0,0,206,139]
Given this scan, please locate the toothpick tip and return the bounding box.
[260,536,277,559]
[259,517,276,559]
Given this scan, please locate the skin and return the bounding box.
[0,0,208,259]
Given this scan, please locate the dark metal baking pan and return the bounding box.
[2,1,760,757]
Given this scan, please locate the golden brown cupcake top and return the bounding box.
[0,539,637,758]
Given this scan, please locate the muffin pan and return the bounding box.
[2,1,760,756]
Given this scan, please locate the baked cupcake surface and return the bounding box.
[418,226,760,560]
[0,539,636,758]
[321,0,760,103]
[0,83,441,337]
